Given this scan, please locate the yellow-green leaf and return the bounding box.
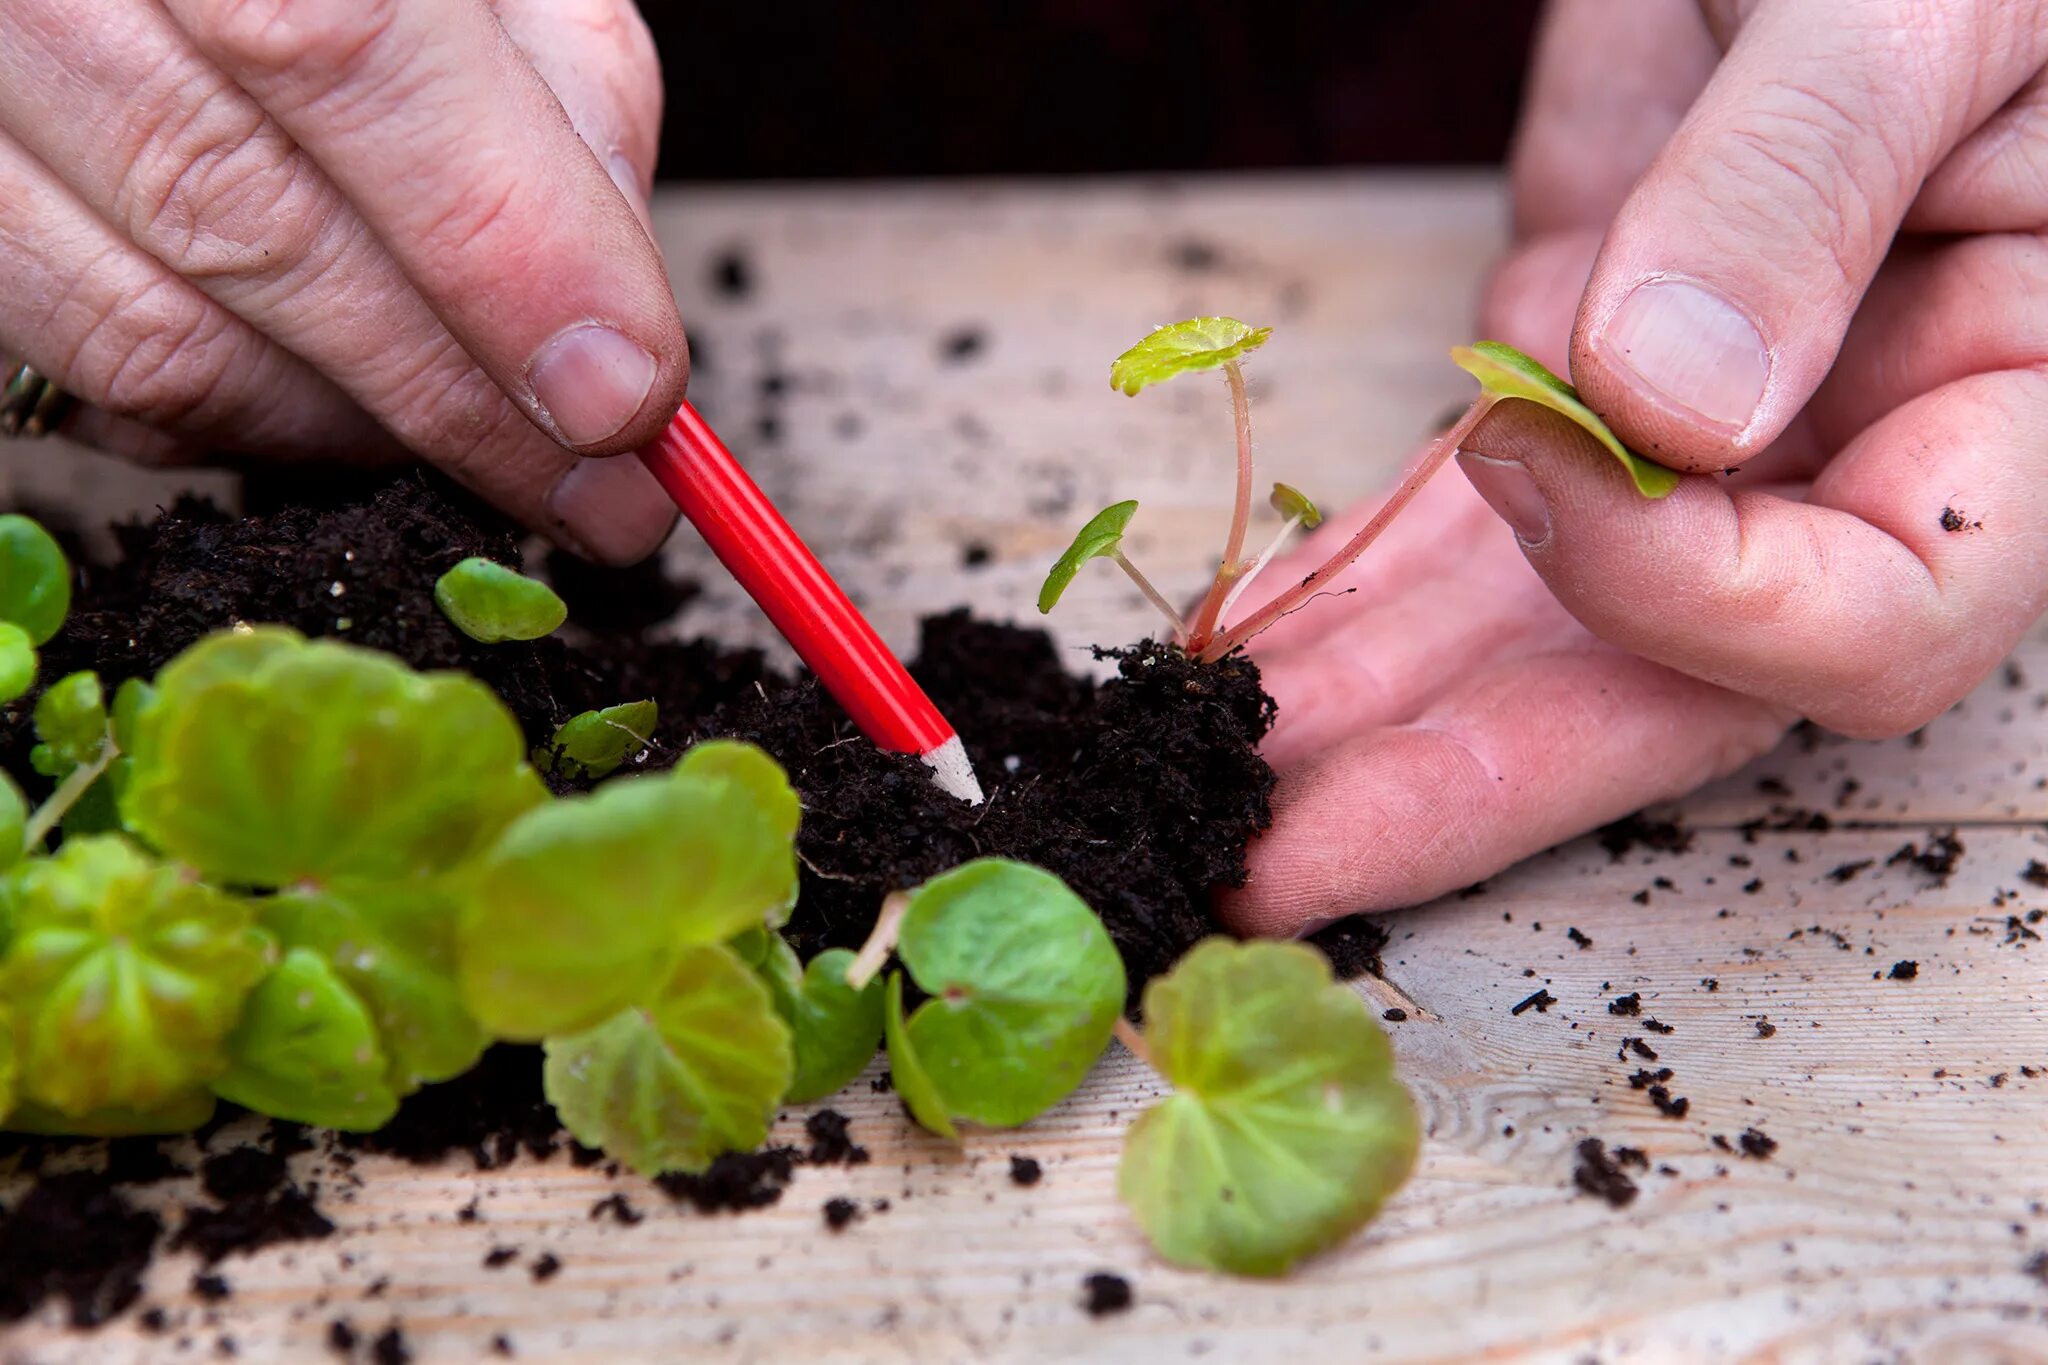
[1038,501,1138,614]
[1269,482,1322,529]
[1110,317,1271,396]
[1452,341,1680,498]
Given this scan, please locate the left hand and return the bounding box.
[1223,0,2048,934]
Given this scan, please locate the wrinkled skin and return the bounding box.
[1228,0,2048,933]
[0,0,685,563]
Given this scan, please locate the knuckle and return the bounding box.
[412,176,525,263]
[112,85,340,284]
[183,0,399,78]
[65,280,249,428]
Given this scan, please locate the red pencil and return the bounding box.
[637,402,984,805]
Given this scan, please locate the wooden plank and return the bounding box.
[5,172,2048,1362]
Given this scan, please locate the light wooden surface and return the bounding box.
[6,173,2048,1365]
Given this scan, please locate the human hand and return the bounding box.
[0,0,685,564]
[1225,0,2048,933]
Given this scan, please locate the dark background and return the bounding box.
[642,2,1544,181]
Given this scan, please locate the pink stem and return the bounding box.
[1183,360,1255,654]
[1200,396,1495,662]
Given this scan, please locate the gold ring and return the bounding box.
[0,362,73,438]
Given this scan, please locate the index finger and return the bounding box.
[164,0,688,454]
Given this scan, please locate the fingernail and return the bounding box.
[1599,277,1769,431]
[546,453,679,565]
[1456,451,1551,548]
[607,150,655,238]
[527,323,658,448]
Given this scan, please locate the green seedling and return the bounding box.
[544,942,793,1176]
[859,858,1125,1136]
[753,940,887,1104]
[0,512,71,646]
[1042,326,1679,660]
[1117,938,1420,1276]
[0,622,34,705]
[215,946,399,1130]
[536,699,659,779]
[434,556,567,643]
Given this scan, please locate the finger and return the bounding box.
[1912,67,2048,233]
[165,0,688,454]
[1456,373,2048,738]
[0,0,675,562]
[0,126,391,461]
[1569,0,2048,472]
[1508,0,1718,240]
[1222,637,1790,934]
[490,0,663,237]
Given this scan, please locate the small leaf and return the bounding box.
[1110,318,1272,396]
[543,943,792,1176]
[1118,939,1420,1276]
[455,741,799,1040]
[0,513,70,645]
[896,859,1124,1128]
[1452,341,1681,498]
[0,622,34,704]
[761,944,886,1104]
[263,883,487,1093]
[536,700,658,779]
[214,947,398,1130]
[0,835,272,1117]
[1038,501,1138,614]
[434,557,567,643]
[883,970,956,1140]
[29,670,106,777]
[124,629,543,887]
[0,771,23,873]
[1269,482,1323,530]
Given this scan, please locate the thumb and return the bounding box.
[1569,0,2048,472]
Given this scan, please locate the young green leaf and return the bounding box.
[882,970,957,1140]
[0,835,272,1117]
[759,943,886,1104]
[1038,501,1138,614]
[263,883,487,1093]
[1269,482,1323,529]
[536,699,658,779]
[0,622,34,704]
[1109,317,1272,396]
[434,557,567,643]
[543,943,793,1176]
[0,770,24,873]
[455,741,799,1040]
[28,669,106,777]
[0,513,71,645]
[1118,938,1420,1277]
[894,859,1124,1129]
[4,1089,218,1137]
[214,947,398,1130]
[124,628,543,887]
[1452,341,1681,498]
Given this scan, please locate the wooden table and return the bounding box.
[5,173,2047,1364]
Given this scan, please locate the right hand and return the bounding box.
[0,0,687,565]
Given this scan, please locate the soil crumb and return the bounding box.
[1571,1138,1639,1208]
[1081,1271,1133,1316]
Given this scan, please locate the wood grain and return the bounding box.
[4,173,2047,1364]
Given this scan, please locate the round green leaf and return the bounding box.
[455,741,799,1040]
[1452,341,1680,498]
[1109,317,1272,397]
[123,628,543,887]
[0,513,71,645]
[1269,482,1323,530]
[263,883,486,1093]
[536,699,658,779]
[0,770,24,874]
[543,943,792,1176]
[434,557,567,643]
[882,970,956,1140]
[1118,938,1420,1277]
[0,834,272,1117]
[214,947,398,1130]
[1037,501,1137,614]
[0,622,35,704]
[761,944,885,1104]
[897,859,1123,1128]
[28,669,105,777]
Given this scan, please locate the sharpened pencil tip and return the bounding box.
[920,734,984,805]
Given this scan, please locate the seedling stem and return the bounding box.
[1115,552,1186,637]
[22,734,117,852]
[1183,359,1254,653]
[1113,1014,1152,1069]
[846,890,911,992]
